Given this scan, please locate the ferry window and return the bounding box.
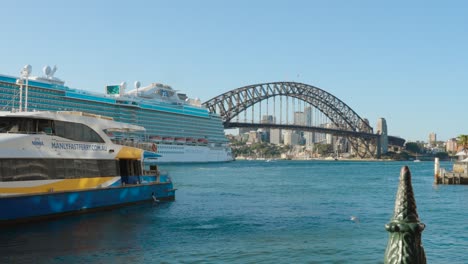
[55,121,65,137]
[0,118,14,132]
[65,159,76,178]
[37,119,53,134]
[0,117,32,134]
[54,159,66,179]
[0,159,14,180]
[62,121,76,140]
[55,121,104,143]
[82,125,103,142]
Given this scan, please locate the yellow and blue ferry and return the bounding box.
[0,110,175,224]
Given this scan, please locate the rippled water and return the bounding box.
[1,161,467,263]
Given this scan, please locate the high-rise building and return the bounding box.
[314,123,327,144]
[248,130,262,143]
[304,106,315,149]
[292,111,305,144]
[446,138,458,153]
[284,130,300,146]
[270,129,282,145]
[261,115,275,124]
[259,115,275,143]
[326,123,336,145]
[294,111,305,125]
[429,132,437,146]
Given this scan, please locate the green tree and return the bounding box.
[395,151,410,161]
[315,143,333,156]
[405,142,421,154]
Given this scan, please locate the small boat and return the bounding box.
[0,111,175,225]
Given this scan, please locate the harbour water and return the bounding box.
[1,161,466,263]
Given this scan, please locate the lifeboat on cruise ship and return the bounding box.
[185,138,196,144]
[175,137,186,144]
[162,137,174,143]
[197,138,208,144]
[150,136,162,142]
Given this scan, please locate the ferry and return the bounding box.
[0,110,176,224]
[0,65,233,163]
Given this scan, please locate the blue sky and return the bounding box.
[1,0,467,142]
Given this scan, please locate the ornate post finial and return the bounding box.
[384,166,426,264]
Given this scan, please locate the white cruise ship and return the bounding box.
[0,65,233,163]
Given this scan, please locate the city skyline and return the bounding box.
[1,1,467,141]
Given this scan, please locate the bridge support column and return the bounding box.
[376,135,381,159]
[384,166,426,264]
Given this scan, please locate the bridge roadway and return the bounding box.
[226,122,406,149]
[225,122,380,139]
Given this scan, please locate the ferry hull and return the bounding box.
[0,182,175,224]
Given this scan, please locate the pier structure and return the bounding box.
[434,157,468,184]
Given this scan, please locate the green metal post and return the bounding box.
[384,166,426,264]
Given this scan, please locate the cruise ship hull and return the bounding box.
[0,182,175,224]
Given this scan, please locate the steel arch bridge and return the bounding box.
[203,82,381,158]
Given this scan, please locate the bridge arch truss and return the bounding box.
[203,82,378,158]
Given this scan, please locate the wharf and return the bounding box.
[437,172,468,184]
[434,159,468,185]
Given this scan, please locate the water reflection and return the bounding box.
[0,203,169,263]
